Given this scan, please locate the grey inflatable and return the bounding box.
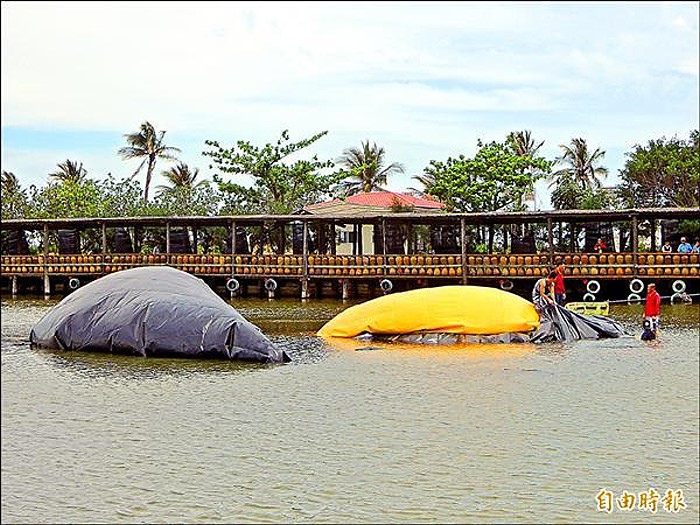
[30,266,290,364]
[530,303,625,343]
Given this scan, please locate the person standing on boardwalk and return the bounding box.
[644,282,661,335]
[532,271,557,314]
[553,259,567,305]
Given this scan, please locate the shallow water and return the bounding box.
[2,295,698,524]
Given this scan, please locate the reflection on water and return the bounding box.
[1,295,698,524]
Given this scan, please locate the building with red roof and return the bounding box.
[302,191,446,255]
[304,190,444,216]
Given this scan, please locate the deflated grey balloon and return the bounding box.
[30,266,290,364]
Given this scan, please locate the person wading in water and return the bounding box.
[532,271,557,316]
[644,282,661,337]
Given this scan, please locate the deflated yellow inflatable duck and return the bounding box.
[317,285,540,338]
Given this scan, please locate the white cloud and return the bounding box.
[2,0,698,198]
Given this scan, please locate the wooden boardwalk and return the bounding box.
[2,251,698,300]
[2,207,698,299]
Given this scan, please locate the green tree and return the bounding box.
[25,174,150,219]
[550,175,584,210]
[156,162,207,197]
[425,138,551,213]
[152,184,221,217]
[48,159,88,183]
[1,170,29,219]
[151,163,220,217]
[550,138,608,192]
[203,129,343,214]
[616,130,700,208]
[507,130,548,209]
[118,121,181,202]
[334,140,405,196]
[28,179,105,218]
[100,174,151,217]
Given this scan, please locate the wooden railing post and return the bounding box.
[631,214,639,276]
[302,220,309,280]
[461,217,468,285]
[381,218,387,256]
[101,222,107,274]
[302,220,309,299]
[165,222,171,261]
[43,224,50,296]
[230,220,237,278]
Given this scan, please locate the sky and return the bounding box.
[2,1,698,210]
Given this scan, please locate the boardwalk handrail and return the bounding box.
[1,207,699,231]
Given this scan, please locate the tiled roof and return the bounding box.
[308,191,444,210]
[346,191,444,209]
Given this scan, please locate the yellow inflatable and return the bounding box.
[317,285,540,338]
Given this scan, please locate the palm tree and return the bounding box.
[550,138,608,191]
[408,171,435,196]
[118,121,181,201]
[155,162,207,197]
[1,171,29,219]
[48,159,87,183]
[1,170,20,193]
[335,141,405,197]
[507,130,544,157]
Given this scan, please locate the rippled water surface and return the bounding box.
[2,295,698,524]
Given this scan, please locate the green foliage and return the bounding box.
[1,171,29,219]
[28,180,105,218]
[151,184,222,217]
[389,197,415,213]
[677,219,700,240]
[550,138,608,192]
[49,159,87,183]
[156,162,206,195]
[24,175,150,219]
[507,130,544,157]
[551,174,613,211]
[550,175,583,210]
[203,129,345,214]
[616,130,700,208]
[118,121,181,202]
[151,162,220,216]
[99,174,150,217]
[334,140,405,196]
[424,137,551,212]
[579,188,613,210]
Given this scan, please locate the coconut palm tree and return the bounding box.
[549,138,608,191]
[408,171,436,196]
[507,130,544,157]
[155,162,207,197]
[1,170,20,193]
[335,141,405,197]
[48,159,87,183]
[118,121,181,201]
[1,170,29,219]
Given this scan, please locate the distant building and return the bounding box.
[302,191,445,255]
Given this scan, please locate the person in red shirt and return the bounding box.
[644,282,661,334]
[553,259,566,305]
